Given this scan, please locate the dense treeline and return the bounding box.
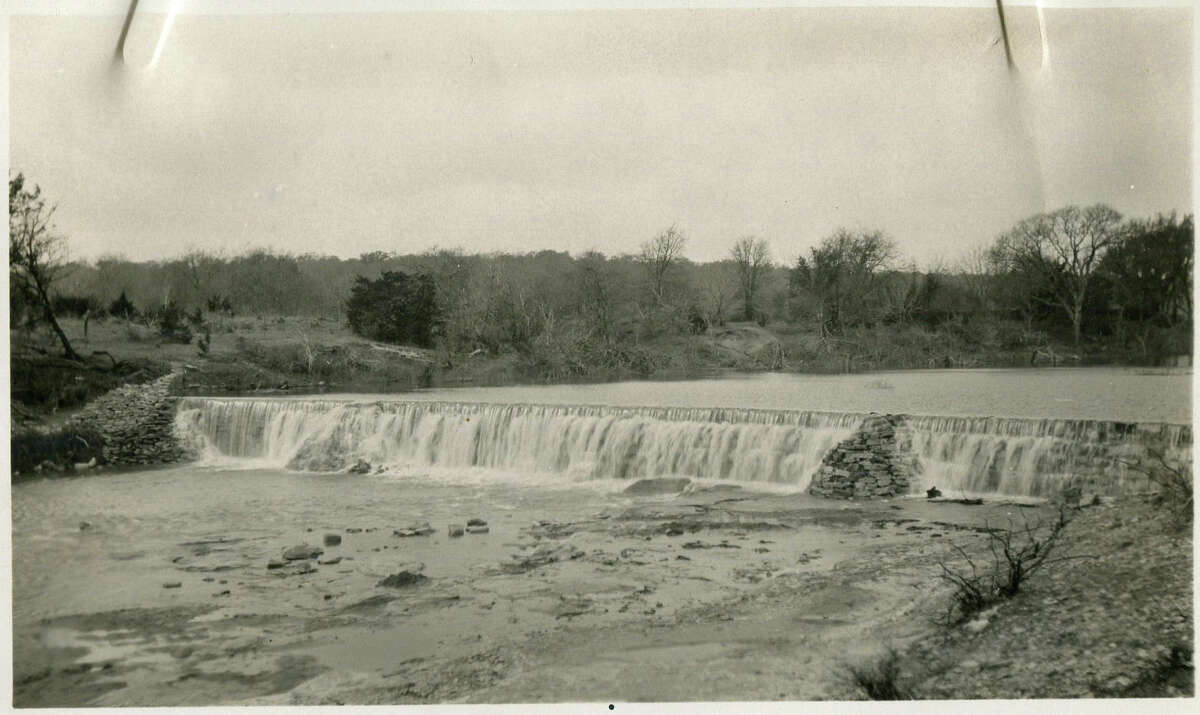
[17,194,1195,370]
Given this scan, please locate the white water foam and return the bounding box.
[176,397,1192,498]
[176,399,861,490]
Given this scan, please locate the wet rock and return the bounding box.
[926,486,942,499]
[377,571,428,588]
[624,478,692,496]
[393,522,434,537]
[501,543,585,574]
[283,544,323,560]
[162,582,182,589]
[466,525,490,534]
[323,533,342,547]
[808,415,916,500]
[349,459,372,474]
[467,518,487,527]
[448,524,465,537]
[682,541,740,550]
[64,373,187,468]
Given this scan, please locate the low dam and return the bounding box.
[175,397,1192,498]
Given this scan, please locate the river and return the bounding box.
[11,367,1194,705]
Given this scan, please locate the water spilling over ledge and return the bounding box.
[175,397,1191,497]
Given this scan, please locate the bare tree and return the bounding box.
[730,236,771,321]
[957,243,997,313]
[639,224,687,304]
[991,204,1122,345]
[577,250,615,344]
[9,173,81,360]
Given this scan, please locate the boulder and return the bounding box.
[349,460,371,475]
[501,543,585,574]
[267,558,287,569]
[377,571,428,588]
[393,522,434,537]
[323,533,342,546]
[466,525,490,534]
[447,524,465,537]
[283,544,323,560]
[623,478,692,496]
[466,518,488,527]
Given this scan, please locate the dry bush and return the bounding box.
[937,506,1079,624]
[846,647,910,700]
[1122,450,1193,528]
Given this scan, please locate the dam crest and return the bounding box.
[175,397,1192,498]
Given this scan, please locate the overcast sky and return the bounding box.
[8,4,1193,267]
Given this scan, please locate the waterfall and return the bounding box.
[902,415,1192,497]
[175,397,1192,496]
[175,398,862,488]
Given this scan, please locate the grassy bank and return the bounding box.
[13,313,1190,408]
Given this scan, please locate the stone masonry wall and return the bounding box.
[807,414,919,499]
[66,372,190,466]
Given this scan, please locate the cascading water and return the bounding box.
[901,415,1192,497]
[175,397,1192,497]
[175,398,862,489]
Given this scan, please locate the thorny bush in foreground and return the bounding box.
[1121,450,1193,528]
[937,505,1081,625]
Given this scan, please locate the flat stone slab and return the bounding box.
[624,478,692,496]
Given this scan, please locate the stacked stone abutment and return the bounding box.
[66,372,189,466]
[807,414,918,499]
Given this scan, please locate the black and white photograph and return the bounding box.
[6,0,1195,708]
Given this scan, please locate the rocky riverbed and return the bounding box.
[11,469,1193,706]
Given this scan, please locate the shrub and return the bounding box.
[686,305,709,335]
[50,294,104,318]
[937,506,1078,624]
[846,647,910,700]
[11,427,105,473]
[206,293,234,316]
[146,300,193,344]
[109,290,137,320]
[345,270,440,347]
[1122,451,1193,528]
